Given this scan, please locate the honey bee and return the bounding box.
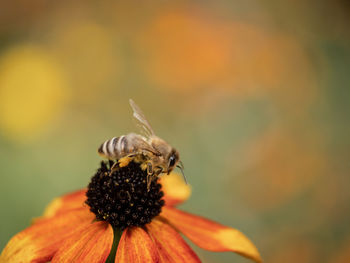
[98,99,186,189]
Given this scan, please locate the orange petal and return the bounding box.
[42,189,87,218]
[1,208,95,263]
[161,206,262,263]
[160,172,191,206]
[115,227,159,263]
[146,219,201,263]
[51,221,113,263]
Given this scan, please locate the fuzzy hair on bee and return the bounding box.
[98,99,186,189]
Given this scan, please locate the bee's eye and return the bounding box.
[169,156,176,167]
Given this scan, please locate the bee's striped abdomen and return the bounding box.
[98,133,151,160]
[119,136,128,153]
[98,136,120,159]
[98,135,132,160]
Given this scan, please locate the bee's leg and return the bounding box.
[155,166,163,176]
[147,161,153,174]
[108,161,119,176]
[147,174,152,191]
[146,162,153,191]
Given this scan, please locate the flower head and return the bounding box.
[1,160,262,262]
[86,161,165,230]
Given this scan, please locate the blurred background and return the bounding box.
[0,1,349,262]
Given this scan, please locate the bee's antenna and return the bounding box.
[179,160,184,169]
[176,162,187,184]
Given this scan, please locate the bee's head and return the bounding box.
[166,149,179,175]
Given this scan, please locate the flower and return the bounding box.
[1,160,262,263]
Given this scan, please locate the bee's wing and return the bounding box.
[130,134,161,156]
[129,99,155,138]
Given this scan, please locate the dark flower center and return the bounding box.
[85,160,165,230]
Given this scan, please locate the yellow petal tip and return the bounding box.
[42,197,63,218]
[161,172,191,202]
[217,228,262,263]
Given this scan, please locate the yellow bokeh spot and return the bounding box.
[0,45,68,142]
[52,20,119,105]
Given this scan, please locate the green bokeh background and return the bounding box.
[0,1,349,262]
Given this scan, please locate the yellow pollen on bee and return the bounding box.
[140,163,148,171]
[118,156,132,167]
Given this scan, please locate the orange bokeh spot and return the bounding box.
[134,7,317,120]
[333,239,350,263]
[136,10,232,92]
[136,9,316,107]
[238,128,326,210]
[269,240,318,263]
